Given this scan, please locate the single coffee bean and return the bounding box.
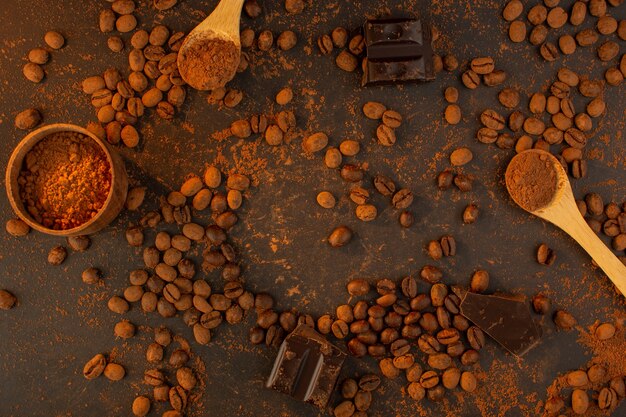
[480,109,505,130]
[537,243,556,266]
[461,70,480,89]
[454,174,473,192]
[376,124,396,146]
[483,70,507,86]
[595,322,616,340]
[460,371,477,392]
[83,353,106,379]
[554,310,577,330]
[571,389,589,414]
[144,369,166,386]
[363,101,386,119]
[509,21,526,43]
[104,363,125,381]
[588,364,608,384]
[444,104,461,125]
[540,42,559,61]
[328,226,353,247]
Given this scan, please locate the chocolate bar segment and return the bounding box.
[362,17,435,86]
[460,292,542,357]
[266,324,346,408]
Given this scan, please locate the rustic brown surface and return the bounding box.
[0,1,625,417]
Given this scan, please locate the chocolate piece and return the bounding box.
[266,324,346,408]
[460,292,541,357]
[362,17,435,86]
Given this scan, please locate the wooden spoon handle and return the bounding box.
[205,0,246,38]
[559,209,626,297]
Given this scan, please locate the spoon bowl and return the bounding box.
[506,149,626,297]
[177,0,245,90]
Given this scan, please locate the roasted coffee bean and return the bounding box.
[331,320,349,339]
[610,377,626,398]
[144,369,166,386]
[588,364,608,384]
[341,378,358,399]
[571,389,589,414]
[346,279,370,296]
[340,164,363,182]
[540,42,558,61]
[407,382,426,401]
[146,343,165,364]
[328,226,353,247]
[176,367,196,391]
[420,265,442,284]
[265,324,284,347]
[454,174,473,192]
[595,322,616,340]
[317,34,333,55]
[460,371,477,392]
[467,326,485,350]
[249,327,265,344]
[483,70,507,86]
[363,101,386,119]
[508,21,526,43]
[476,127,498,144]
[430,284,448,307]
[444,104,462,125]
[461,70,480,89]
[376,124,396,146]
[419,312,438,333]
[417,334,440,355]
[104,363,125,381]
[83,354,106,379]
[437,328,460,345]
[132,396,151,416]
[461,349,480,366]
[439,236,456,257]
[554,310,577,330]
[480,109,505,130]
[598,387,617,410]
[419,371,439,389]
[400,276,418,298]
[537,243,556,266]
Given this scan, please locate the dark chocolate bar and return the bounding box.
[266,324,346,408]
[362,17,435,86]
[460,292,542,357]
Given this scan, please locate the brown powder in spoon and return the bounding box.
[178,35,239,91]
[506,151,559,212]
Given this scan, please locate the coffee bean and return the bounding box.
[454,174,473,192]
[554,310,576,330]
[509,21,526,43]
[530,294,550,315]
[328,226,353,248]
[407,382,425,401]
[436,169,454,190]
[466,326,485,350]
[83,353,106,379]
[529,24,548,46]
[470,57,494,75]
[382,110,402,128]
[400,276,418,298]
[348,187,369,205]
[333,400,355,417]
[359,374,381,392]
[571,389,589,414]
[503,0,523,21]
[346,279,370,296]
[104,363,125,381]
[392,189,413,209]
[356,204,377,222]
[537,243,556,266]
[540,42,559,61]
[610,377,626,398]
[483,70,507,86]
[420,265,442,284]
[340,165,363,182]
[316,191,336,209]
[598,387,617,410]
[419,371,439,389]
[428,352,452,370]
[476,127,498,144]
[317,34,333,54]
[440,236,456,256]
[442,54,458,72]
[373,175,396,196]
[132,396,151,417]
[480,109,505,130]
[428,241,443,260]
[460,371,477,392]
[144,369,165,386]
[363,101,386,119]
[444,87,459,103]
[595,322,616,340]
[376,124,396,146]
[348,34,365,55]
[444,104,462,125]
[461,70,480,89]
[176,367,196,390]
[331,320,349,339]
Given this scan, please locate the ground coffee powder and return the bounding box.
[178,33,239,90]
[506,151,558,212]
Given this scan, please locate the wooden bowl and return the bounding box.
[5,123,128,236]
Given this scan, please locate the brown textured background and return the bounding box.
[0,0,625,416]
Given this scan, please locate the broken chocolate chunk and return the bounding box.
[266,324,346,408]
[362,17,435,86]
[460,292,541,357]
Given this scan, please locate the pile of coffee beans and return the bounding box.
[461,56,507,90]
[133,327,200,417]
[315,273,484,403]
[577,194,626,262]
[248,297,316,348]
[112,167,258,346]
[228,107,298,146]
[502,0,624,66]
[22,31,65,83]
[83,352,126,381]
[317,27,364,73]
[362,101,403,147]
[83,22,188,148]
[544,320,624,415]
[427,235,457,260]
[333,374,380,417]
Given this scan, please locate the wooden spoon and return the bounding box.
[177,0,245,90]
[505,149,626,297]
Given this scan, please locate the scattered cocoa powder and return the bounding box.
[506,151,558,212]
